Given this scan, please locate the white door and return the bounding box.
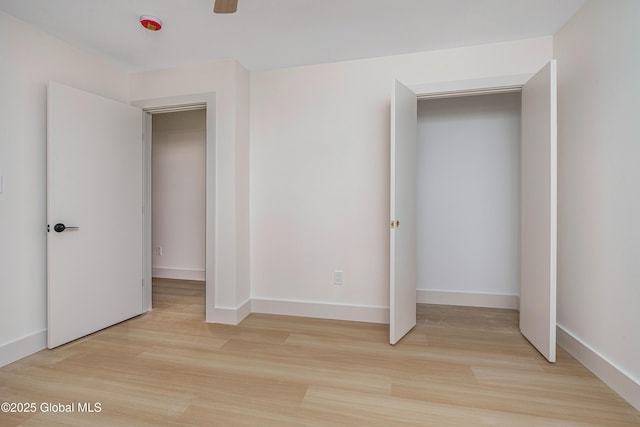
[520,60,557,362]
[390,79,418,345]
[47,82,144,348]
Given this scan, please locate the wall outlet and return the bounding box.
[334,270,343,286]
[154,246,163,256]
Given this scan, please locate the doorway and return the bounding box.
[150,109,207,314]
[416,92,521,306]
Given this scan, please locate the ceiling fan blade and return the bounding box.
[214,0,238,13]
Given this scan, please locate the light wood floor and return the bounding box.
[1,279,638,426]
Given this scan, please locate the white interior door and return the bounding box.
[47,81,144,348]
[520,60,557,362]
[390,79,418,345]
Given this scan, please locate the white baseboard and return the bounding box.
[251,298,389,324]
[152,267,205,281]
[557,325,640,411]
[416,289,519,309]
[0,330,47,368]
[208,299,252,325]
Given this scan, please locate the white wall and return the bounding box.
[416,93,521,303]
[0,11,129,366]
[554,0,640,409]
[152,110,206,281]
[130,60,251,323]
[250,37,552,320]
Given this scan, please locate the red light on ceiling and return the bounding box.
[140,15,162,31]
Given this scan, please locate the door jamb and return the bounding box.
[409,73,531,99]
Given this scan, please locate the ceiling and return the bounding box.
[0,0,586,72]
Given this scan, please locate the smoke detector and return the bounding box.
[140,15,162,31]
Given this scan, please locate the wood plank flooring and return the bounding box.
[1,279,638,426]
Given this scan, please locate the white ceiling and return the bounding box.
[0,0,586,72]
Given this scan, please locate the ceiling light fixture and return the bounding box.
[140,15,162,31]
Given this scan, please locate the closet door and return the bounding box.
[520,60,558,362]
[389,79,418,345]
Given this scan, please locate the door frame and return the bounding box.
[410,73,532,100]
[133,93,216,315]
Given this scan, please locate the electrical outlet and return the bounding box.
[154,246,163,256]
[334,270,343,286]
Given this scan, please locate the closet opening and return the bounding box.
[392,62,557,360]
[416,92,522,309]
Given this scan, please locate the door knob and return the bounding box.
[53,223,79,233]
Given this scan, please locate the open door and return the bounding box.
[520,60,557,362]
[47,82,144,348]
[389,80,418,345]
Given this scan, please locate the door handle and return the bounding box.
[53,223,79,233]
